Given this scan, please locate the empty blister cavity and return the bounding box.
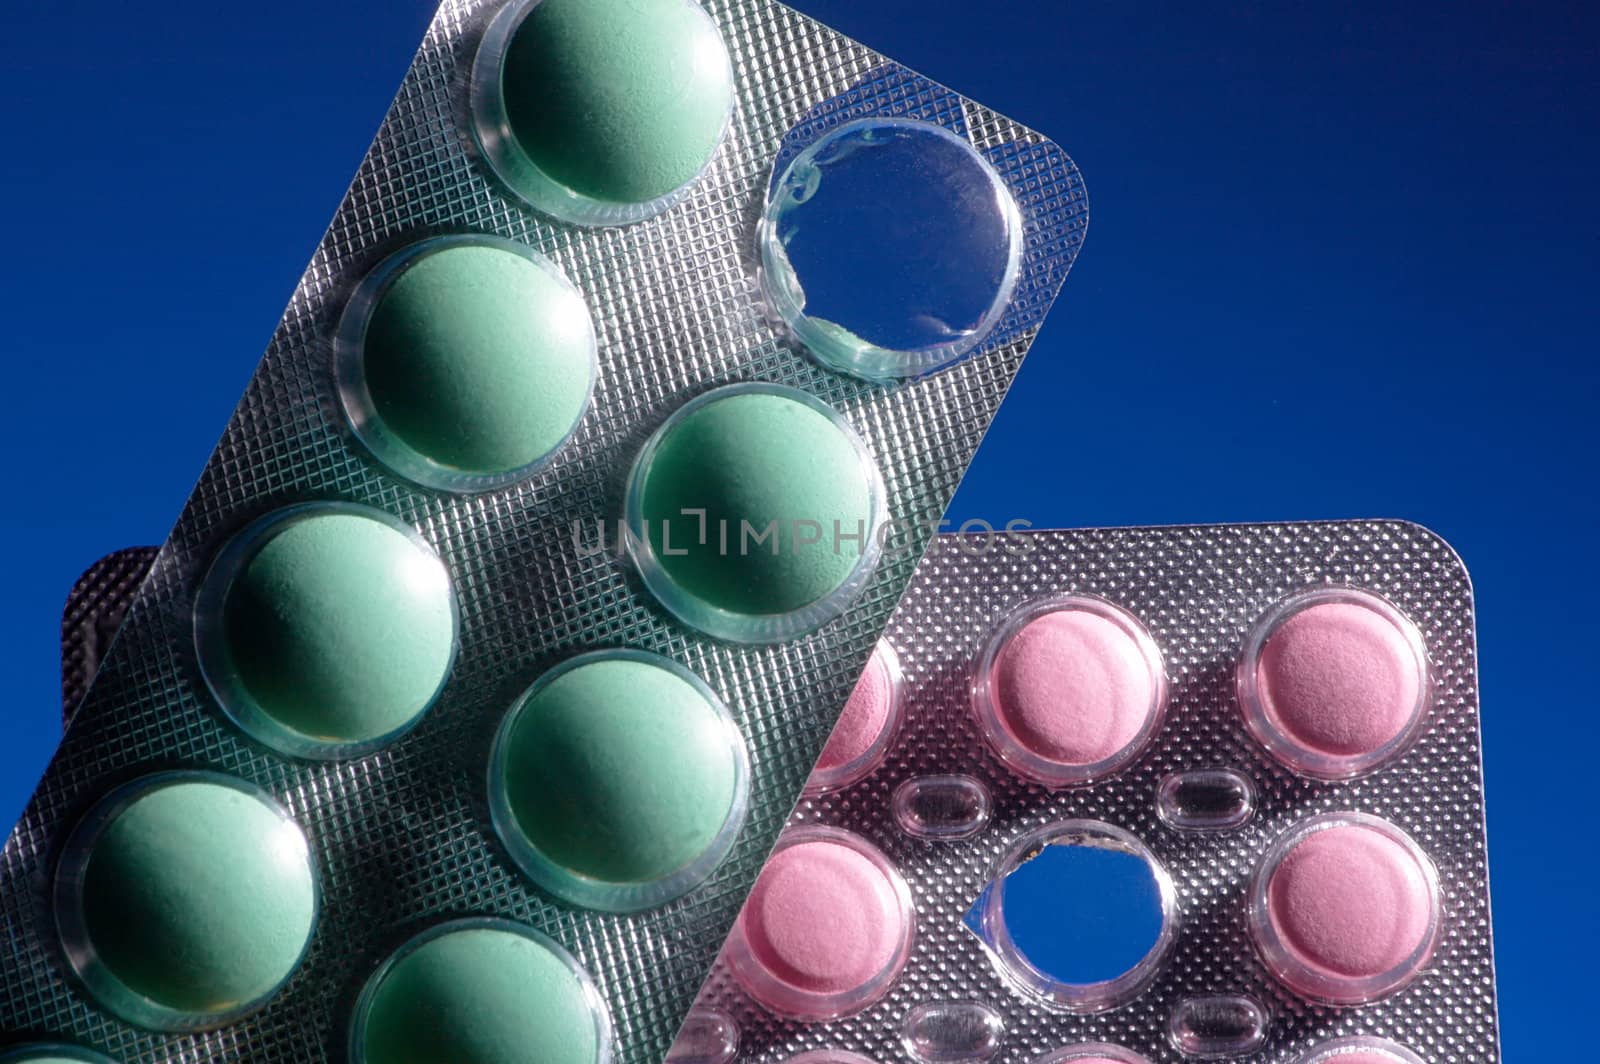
[1029,1046,1152,1064]
[625,383,888,643]
[965,820,1178,1013]
[194,502,458,759]
[0,0,1095,1054]
[1250,812,1441,1005]
[674,523,1494,1061]
[335,234,596,491]
[972,595,1167,787]
[759,118,1022,381]
[726,826,914,1021]
[805,640,904,794]
[664,1009,738,1064]
[785,1054,878,1064]
[471,0,733,225]
[1238,586,1429,779]
[489,650,749,912]
[0,1048,117,1064]
[901,1001,1004,1062]
[1165,995,1267,1058]
[1156,770,1256,832]
[349,917,611,1064]
[1291,1036,1427,1063]
[892,775,992,841]
[53,771,318,1031]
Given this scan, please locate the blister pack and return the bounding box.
[0,0,1087,1060]
[678,522,1498,1063]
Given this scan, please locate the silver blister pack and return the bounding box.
[683,522,1498,1063]
[0,0,1087,1059]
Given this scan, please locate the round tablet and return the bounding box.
[1239,587,1428,778]
[625,383,886,643]
[805,640,903,793]
[490,650,748,911]
[785,1054,878,1064]
[54,772,317,1031]
[197,504,458,759]
[727,827,913,1020]
[973,596,1166,787]
[1292,1037,1426,1064]
[351,919,609,1064]
[0,1047,118,1064]
[1251,813,1440,1004]
[759,117,1022,381]
[790,1043,889,1062]
[338,237,595,490]
[1030,1047,1152,1064]
[472,0,733,224]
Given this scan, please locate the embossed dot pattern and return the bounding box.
[689,523,1497,1062]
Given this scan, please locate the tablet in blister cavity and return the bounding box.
[471,0,735,225]
[679,522,1498,1061]
[335,234,598,491]
[971,594,1167,787]
[724,826,915,1022]
[1248,812,1441,1006]
[488,649,750,912]
[805,640,905,795]
[0,0,1087,1059]
[1032,1048,1152,1064]
[1291,1036,1427,1064]
[348,917,612,1064]
[53,772,319,1032]
[0,1048,119,1064]
[623,382,889,643]
[0,2,1088,1056]
[193,501,460,759]
[1238,587,1430,780]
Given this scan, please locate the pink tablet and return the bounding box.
[806,641,904,794]
[1239,587,1428,778]
[725,827,913,1020]
[972,595,1166,786]
[1251,813,1440,1004]
[1029,1046,1153,1064]
[1292,1036,1427,1064]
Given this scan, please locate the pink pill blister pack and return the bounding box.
[675,522,1499,1063]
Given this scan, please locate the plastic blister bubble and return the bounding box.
[469,0,736,226]
[334,233,599,492]
[192,501,461,761]
[965,820,1180,1014]
[682,522,1498,1062]
[759,118,1023,381]
[0,0,1087,1058]
[53,771,320,1032]
[347,916,613,1064]
[1247,812,1442,1007]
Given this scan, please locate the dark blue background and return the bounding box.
[2,1,1594,1054]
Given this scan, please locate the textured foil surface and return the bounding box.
[0,0,1087,1059]
[60,548,158,728]
[691,522,1499,1062]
